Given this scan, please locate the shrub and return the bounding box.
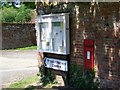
[68,63,99,89]
[39,65,56,86]
[2,7,17,22]
[23,2,36,9]
[15,5,33,22]
[1,4,33,23]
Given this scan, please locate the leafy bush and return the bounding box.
[15,5,33,22]
[1,7,17,22]
[39,63,99,89]
[68,63,99,89]
[23,2,36,9]
[1,4,33,23]
[39,65,56,86]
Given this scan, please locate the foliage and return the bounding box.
[14,5,33,22]
[37,2,91,15]
[68,63,99,89]
[23,2,36,9]
[1,7,17,22]
[39,65,56,86]
[0,1,35,9]
[1,4,33,23]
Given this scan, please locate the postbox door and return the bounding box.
[84,40,94,70]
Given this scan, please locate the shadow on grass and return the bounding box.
[24,85,43,90]
[52,86,75,90]
[24,85,75,90]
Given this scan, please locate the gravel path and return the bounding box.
[0,50,39,89]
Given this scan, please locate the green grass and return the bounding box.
[8,74,60,89]
[15,45,37,50]
[9,75,39,88]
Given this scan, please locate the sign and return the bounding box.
[43,57,68,71]
[87,51,90,60]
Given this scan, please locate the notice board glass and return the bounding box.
[36,13,70,55]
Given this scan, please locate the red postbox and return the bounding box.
[84,39,94,70]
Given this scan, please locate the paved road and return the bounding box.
[0,50,39,89]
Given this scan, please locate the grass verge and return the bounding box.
[2,45,37,51]
[8,75,39,88]
[15,45,37,50]
[8,75,59,89]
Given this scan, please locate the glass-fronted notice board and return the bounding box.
[35,13,70,55]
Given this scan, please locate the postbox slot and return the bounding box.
[85,45,93,47]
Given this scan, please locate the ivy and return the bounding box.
[68,63,99,89]
[39,65,56,86]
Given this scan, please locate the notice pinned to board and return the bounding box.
[60,22,64,30]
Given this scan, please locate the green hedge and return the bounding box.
[1,5,33,23]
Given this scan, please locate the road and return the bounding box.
[0,50,39,89]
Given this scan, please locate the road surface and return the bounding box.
[0,50,39,89]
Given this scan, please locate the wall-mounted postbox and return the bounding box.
[84,39,94,70]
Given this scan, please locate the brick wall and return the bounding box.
[37,2,120,88]
[69,3,120,88]
[2,23,36,49]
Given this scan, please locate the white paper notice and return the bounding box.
[53,27,63,52]
[42,41,46,50]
